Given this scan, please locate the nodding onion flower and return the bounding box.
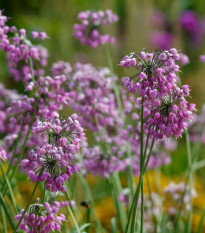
[21,114,85,192]
[14,199,66,233]
[120,49,196,139]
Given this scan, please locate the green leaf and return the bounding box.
[197,212,205,233]
[80,223,91,231]
[111,217,118,233]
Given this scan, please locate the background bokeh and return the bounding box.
[1,1,205,232]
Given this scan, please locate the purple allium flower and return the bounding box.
[73,10,118,48]
[51,61,72,76]
[0,10,48,67]
[179,53,190,66]
[81,145,126,178]
[67,63,123,131]
[23,144,79,192]
[179,10,204,46]
[120,49,195,139]
[200,55,205,62]
[14,200,66,233]
[21,115,85,192]
[180,11,199,34]
[149,31,173,50]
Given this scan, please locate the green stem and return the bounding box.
[126,143,134,205]
[145,172,158,233]
[185,130,193,233]
[4,108,37,196]
[43,183,46,203]
[125,138,155,233]
[0,162,18,214]
[0,205,7,233]
[140,179,144,233]
[174,125,205,230]
[28,57,37,94]
[79,175,105,233]
[109,174,127,232]
[130,97,144,233]
[6,114,26,177]
[125,172,143,233]
[14,181,39,233]
[67,206,81,233]
[0,193,16,230]
[174,178,189,232]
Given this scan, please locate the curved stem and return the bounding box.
[126,143,134,205]
[67,206,81,233]
[79,175,106,233]
[186,131,192,233]
[0,162,18,214]
[130,97,144,233]
[109,174,127,232]
[125,138,155,233]
[14,181,39,232]
[0,193,16,230]
[6,114,26,177]
[140,180,144,233]
[1,205,7,233]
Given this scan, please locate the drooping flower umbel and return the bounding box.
[21,114,85,192]
[120,49,195,139]
[73,10,118,48]
[14,200,66,233]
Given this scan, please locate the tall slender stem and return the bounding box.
[0,162,18,213]
[14,181,39,232]
[79,175,105,232]
[109,174,127,232]
[185,131,192,233]
[3,104,38,196]
[125,138,155,233]
[140,179,144,233]
[67,205,81,233]
[6,114,26,177]
[126,143,134,205]
[1,205,7,233]
[0,193,16,230]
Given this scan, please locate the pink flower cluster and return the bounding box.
[120,49,195,139]
[67,63,122,131]
[82,146,126,178]
[21,114,85,192]
[14,201,66,233]
[0,10,48,68]
[73,10,118,48]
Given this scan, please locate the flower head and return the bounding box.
[14,200,66,233]
[73,10,118,48]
